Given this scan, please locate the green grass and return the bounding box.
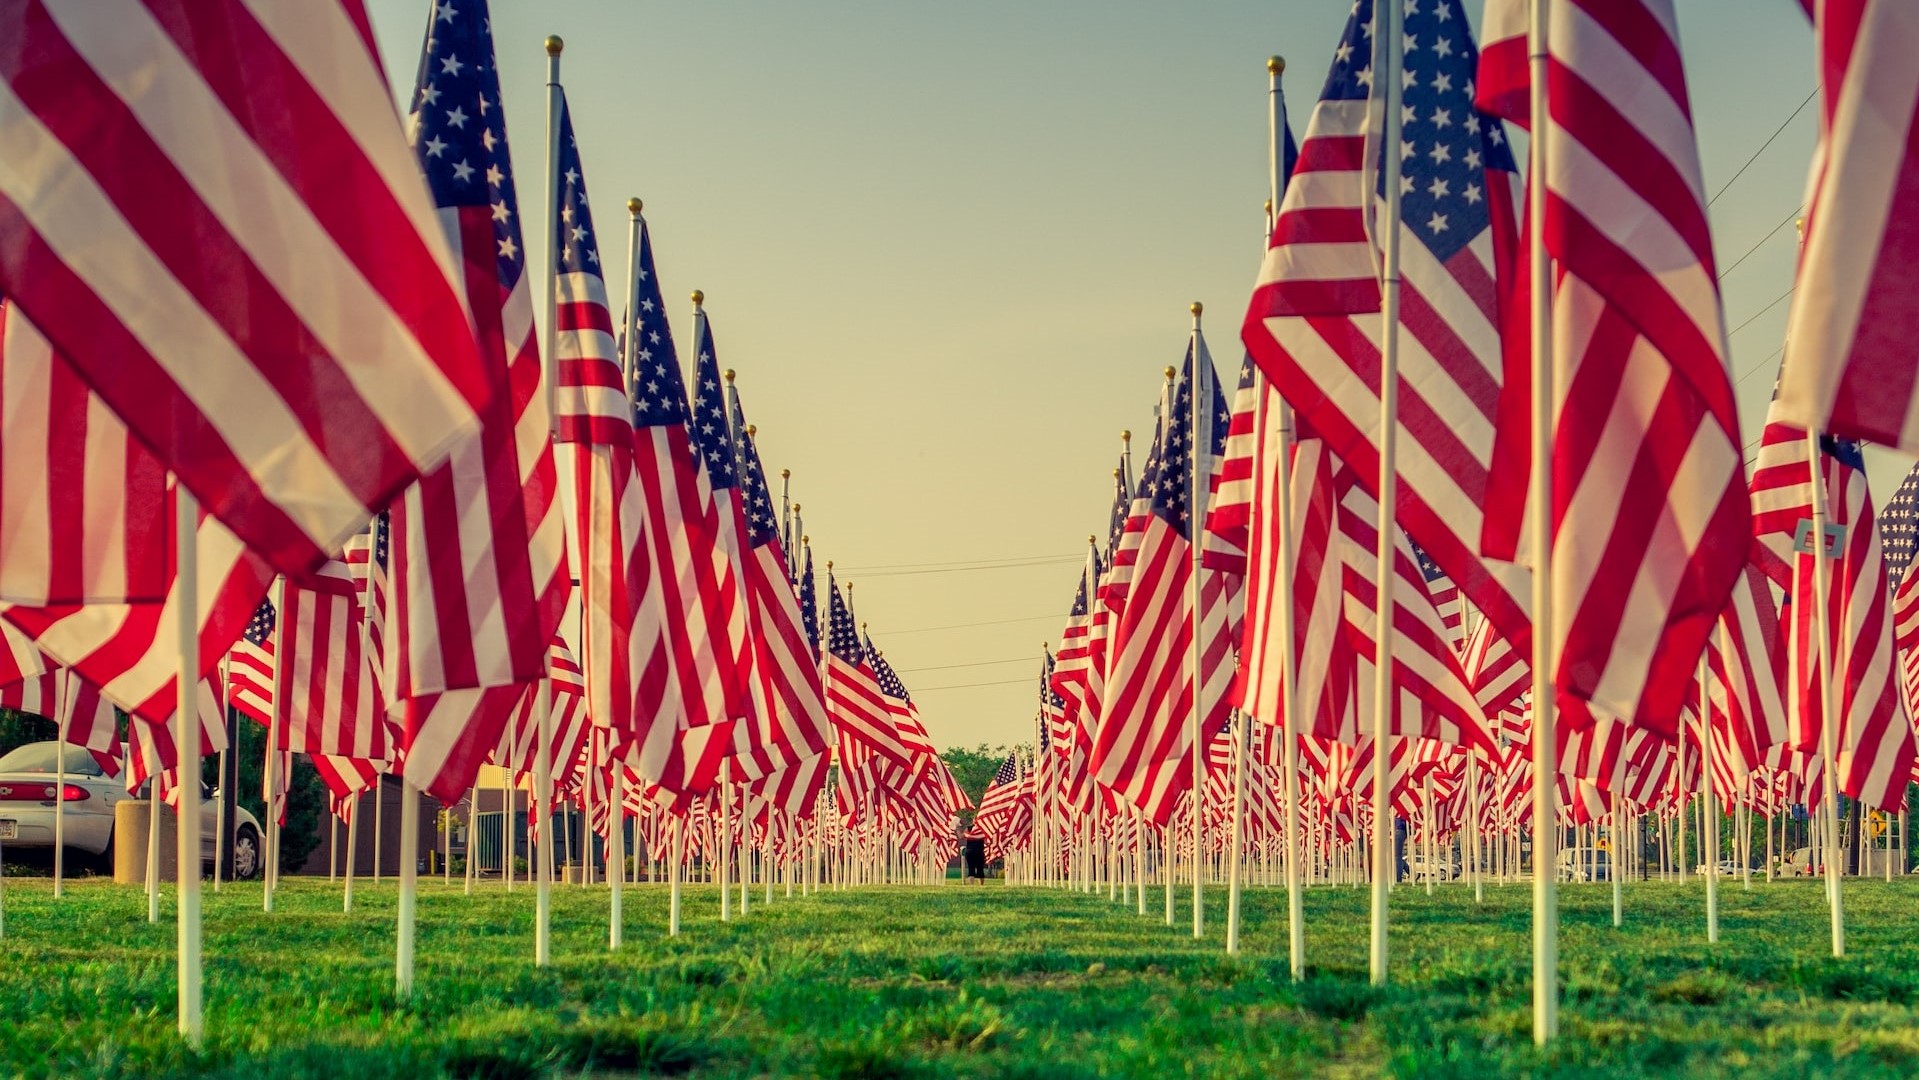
[3,874,1919,1077]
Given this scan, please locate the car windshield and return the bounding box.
[0,742,106,777]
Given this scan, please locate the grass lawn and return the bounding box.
[2,873,1918,1078]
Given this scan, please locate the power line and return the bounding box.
[881,613,1062,636]
[910,676,1035,692]
[1707,89,1815,207]
[895,656,1040,675]
[836,552,1079,573]
[1717,204,1803,283]
[846,557,1081,579]
[1726,286,1795,341]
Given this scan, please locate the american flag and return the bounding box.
[1411,542,1464,653]
[1331,464,1493,753]
[1,480,274,723]
[0,0,496,577]
[0,304,168,606]
[546,92,660,774]
[724,382,835,781]
[122,678,229,803]
[1885,464,1919,764]
[228,597,276,726]
[1040,648,1072,755]
[1090,337,1233,827]
[1242,0,1532,659]
[622,238,746,801]
[1797,437,1913,810]
[822,574,912,766]
[280,563,386,761]
[971,751,1025,848]
[798,542,821,660]
[1477,0,1751,746]
[499,636,591,795]
[1050,542,1099,721]
[0,618,49,689]
[0,666,121,773]
[388,0,569,801]
[309,755,385,824]
[1773,1,1919,451]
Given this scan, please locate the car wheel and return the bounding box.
[232,824,262,881]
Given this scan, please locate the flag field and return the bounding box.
[4,879,1919,1078]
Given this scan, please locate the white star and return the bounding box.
[561,205,574,224]
[486,164,503,187]
[570,225,586,245]
[1400,138,1415,161]
[641,298,656,312]
[1400,174,1415,195]
[1433,72,1453,94]
[420,84,441,107]
[1489,126,1504,146]
[1402,67,1418,90]
[646,380,660,394]
[1428,142,1451,164]
[1434,36,1454,59]
[1426,212,1449,234]
[1464,147,1482,170]
[1463,182,1483,204]
[565,168,580,187]
[1404,0,1420,14]
[491,200,511,223]
[1432,107,1453,129]
[423,135,448,158]
[478,93,491,116]
[1435,1,1453,19]
[1356,65,1374,88]
[586,248,599,265]
[440,54,464,77]
[451,159,475,182]
[1426,177,1450,198]
[436,2,456,22]
[1466,113,1482,135]
[1404,32,1419,53]
[481,129,497,151]
[446,105,469,129]
[1336,42,1353,65]
[498,236,518,260]
[1402,102,1417,127]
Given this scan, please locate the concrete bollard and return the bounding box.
[114,801,181,885]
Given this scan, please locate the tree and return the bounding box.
[221,712,328,872]
[941,742,1031,810]
[0,707,56,756]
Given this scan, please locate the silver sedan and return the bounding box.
[0,741,263,880]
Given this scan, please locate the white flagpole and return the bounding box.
[344,791,359,912]
[1188,301,1208,941]
[534,30,566,970]
[54,711,65,898]
[1266,51,1308,985]
[1700,657,1718,942]
[607,192,646,949]
[1226,709,1247,953]
[264,577,284,913]
[148,754,161,923]
[396,781,420,995]
[669,815,683,936]
[1527,0,1560,1043]
[1368,0,1406,989]
[1806,431,1846,956]
[173,486,204,1046]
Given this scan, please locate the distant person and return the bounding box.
[962,827,987,883]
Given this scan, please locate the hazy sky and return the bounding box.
[365,1,1871,751]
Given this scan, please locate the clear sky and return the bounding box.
[365,0,1880,751]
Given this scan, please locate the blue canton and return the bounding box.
[686,322,738,491]
[730,389,782,549]
[241,598,275,647]
[1883,463,1919,586]
[409,0,524,289]
[552,96,602,276]
[826,577,864,665]
[628,221,691,428]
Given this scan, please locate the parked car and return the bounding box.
[1406,854,1459,882]
[0,741,262,879]
[1694,859,1743,877]
[1556,847,1611,882]
[1782,846,1827,878]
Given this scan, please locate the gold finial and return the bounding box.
[1268,56,1285,76]
[1163,365,1176,380]
[690,289,704,305]
[1113,467,1122,479]
[1121,429,1131,442]
[793,502,802,512]
[627,197,643,214]
[746,424,757,437]
[803,535,810,545]
[1796,217,1806,240]
[1264,198,1273,214]
[723,368,736,383]
[545,35,564,56]
[1190,301,1204,317]
[1088,534,1097,545]
[781,468,790,479]
[826,559,833,570]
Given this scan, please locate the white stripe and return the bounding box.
[47,2,478,465]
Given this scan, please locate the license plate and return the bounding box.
[0,820,15,840]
